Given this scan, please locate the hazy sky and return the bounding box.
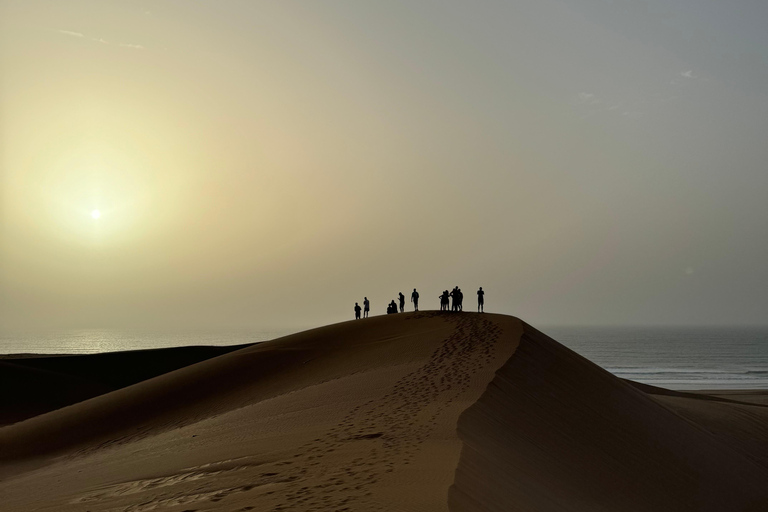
[2,0,767,332]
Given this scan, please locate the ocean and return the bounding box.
[545,326,768,390]
[2,324,767,390]
[0,329,298,356]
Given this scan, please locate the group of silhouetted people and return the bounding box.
[354,297,371,319]
[439,287,460,311]
[383,288,418,314]
[355,286,484,319]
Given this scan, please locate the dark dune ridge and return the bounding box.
[0,344,250,426]
[449,323,768,511]
[1,313,767,511]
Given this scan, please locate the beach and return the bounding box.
[1,312,767,511]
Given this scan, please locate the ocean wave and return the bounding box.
[607,367,768,375]
[607,367,733,375]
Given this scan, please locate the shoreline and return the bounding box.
[4,348,766,391]
[2,313,767,511]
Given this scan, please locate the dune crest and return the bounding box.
[1,314,767,511]
[450,323,768,511]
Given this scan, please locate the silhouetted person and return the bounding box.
[440,290,449,310]
[363,297,370,318]
[477,287,484,312]
[457,288,463,311]
[354,302,362,320]
[450,287,458,311]
[388,300,398,314]
[398,292,405,313]
[411,288,419,311]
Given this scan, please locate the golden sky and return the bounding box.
[2,1,768,330]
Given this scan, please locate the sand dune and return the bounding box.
[449,323,768,511]
[1,313,766,511]
[0,345,250,427]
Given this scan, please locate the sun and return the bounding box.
[91,209,101,219]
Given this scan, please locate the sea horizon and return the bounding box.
[3,320,767,391]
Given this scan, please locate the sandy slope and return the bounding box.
[1,313,766,511]
[0,345,250,426]
[449,323,768,512]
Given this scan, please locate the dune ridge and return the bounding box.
[1,313,767,511]
[0,344,250,426]
[449,322,768,511]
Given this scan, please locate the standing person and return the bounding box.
[398,292,405,313]
[363,297,370,318]
[440,290,449,310]
[411,288,419,311]
[457,288,464,311]
[450,287,457,311]
[354,302,362,320]
[477,287,484,312]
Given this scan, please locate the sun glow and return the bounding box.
[91,209,101,219]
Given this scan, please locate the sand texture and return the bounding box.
[1,313,767,511]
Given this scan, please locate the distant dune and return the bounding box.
[1,313,767,511]
[0,344,250,426]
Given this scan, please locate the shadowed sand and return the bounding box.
[1,313,767,511]
[0,345,251,427]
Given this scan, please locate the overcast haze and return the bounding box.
[2,0,767,333]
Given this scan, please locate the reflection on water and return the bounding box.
[0,329,298,355]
